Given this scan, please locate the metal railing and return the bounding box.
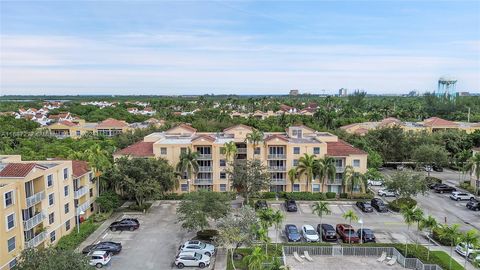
[76,200,90,215]
[26,191,46,208]
[26,231,47,248]
[194,179,213,185]
[74,186,88,199]
[268,166,286,172]
[271,179,287,185]
[23,211,46,231]
[327,179,343,185]
[237,148,247,154]
[197,154,212,160]
[267,154,286,159]
[198,166,213,172]
[335,166,345,173]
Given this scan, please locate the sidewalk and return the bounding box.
[213,248,227,270]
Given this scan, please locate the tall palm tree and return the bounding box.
[298,153,316,193]
[175,148,199,192]
[316,157,336,192]
[257,227,270,255]
[419,215,438,260]
[343,166,366,196]
[288,167,298,193]
[464,153,480,195]
[401,206,422,257]
[245,129,264,158]
[459,229,480,269]
[258,208,275,229]
[412,207,424,249]
[271,210,285,249]
[223,141,237,191]
[312,201,331,242]
[84,144,111,193]
[438,224,462,270]
[342,210,359,244]
[244,246,268,270]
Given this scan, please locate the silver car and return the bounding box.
[175,251,210,269]
[179,240,215,257]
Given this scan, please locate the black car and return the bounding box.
[82,241,122,254]
[317,224,337,242]
[285,199,298,212]
[428,182,443,189]
[370,198,388,212]
[466,200,480,211]
[434,184,456,194]
[432,165,443,172]
[109,218,140,231]
[285,224,301,242]
[356,201,373,213]
[357,229,376,243]
[255,200,268,210]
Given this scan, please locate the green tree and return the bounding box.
[15,248,90,270]
[342,210,359,244]
[438,224,462,270]
[297,153,316,193]
[177,190,231,231]
[223,141,237,191]
[464,153,480,195]
[228,159,270,204]
[94,191,120,213]
[412,144,449,177]
[243,246,268,270]
[257,226,271,255]
[385,170,427,199]
[316,156,336,192]
[175,147,199,191]
[419,215,438,260]
[287,167,298,193]
[367,149,383,169]
[343,166,366,196]
[312,201,331,242]
[459,229,480,269]
[245,129,264,158]
[271,210,284,248]
[401,206,423,256]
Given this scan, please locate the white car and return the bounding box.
[455,242,480,258]
[87,250,111,268]
[175,251,211,269]
[377,189,396,197]
[449,192,475,201]
[301,224,319,242]
[179,240,215,257]
[367,179,383,186]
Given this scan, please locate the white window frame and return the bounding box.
[50,230,56,243]
[63,168,69,180]
[5,213,15,231]
[49,212,55,224]
[65,220,71,231]
[7,236,15,253]
[4,190,14,208]
[160,147,167,155]
[47,174,54,187]
[312,184,321,192]
[48,193,55,206]
[220,172,226,179]
[64,185,69,197]
[64,203,69,214]
[353,159,360,167]
[220,184,227,192]
[313,147,320,155]
[8,258,16,269]
[181,184,188,192]
[293,147,300,154]
[293,184,300,192]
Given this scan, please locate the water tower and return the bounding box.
[436,76,457,99]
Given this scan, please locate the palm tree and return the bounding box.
[459,229,480,269]
[343,166,366,196]
[223,141,237,191]
[84,144,111,193]
[288,167,298,192]
[245,129,264,158]
[175,148,199,192]
[438,224,462,270]
[401,206,422,257]
[244,246,268,270]
[257,227,270,256]
[419,215,438,260]
[464,153,480,195]
[312,201,331,242]
[298,153,316,193]
[271,210,285,249]
[411,207,424,249]
[316,157,336,192]
[342,210,359,244]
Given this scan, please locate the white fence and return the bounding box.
[283,246,443,270]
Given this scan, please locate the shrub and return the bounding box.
[128,202,152,212]
[258,192,278,199]
[156,193,184,200]
[95,191,121,213]
[426,177,442,184]
[432,226,454,246]
[388,198,417,212]
[56,219,100,251]
[196,229,218,241]
[459,182,476,194]
[91,211,112,223]
[325,192,336,199]
[348,192,374,200]
[285,192,326,201]
[339,193,348,199]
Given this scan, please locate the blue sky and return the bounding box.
[0,0,479,95]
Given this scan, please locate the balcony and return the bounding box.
[23,211,46,231]
[198,166,213,172]
[76,200,90,215]
[237,148,247,154]
[335,166,345,173]
[26,231,47,248]
[270,179,287,185]
[26,191,46,208]
[267,154,286,160]
[197,154,212,160]
[194,179,213,185]
[74,186,88,199]
[268,166,286,172]
[328,179,343,185]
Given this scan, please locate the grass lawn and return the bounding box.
[431,251,465,270]
[227,245,283,270]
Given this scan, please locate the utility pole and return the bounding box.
[467,107,471,122]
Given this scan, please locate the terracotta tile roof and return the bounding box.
[326,140,367,156]
[423,117,458,127]
[379,117,402,127]
[72,160,90,178]
[223,124,254,132]
[192,134,216,142]
[167,124,197,133]
[97,118,129,128]
[114,141,155,157]
[0,163,47,178]
[280,104,296,112]
[264,134,289,142]
[57,120,78,127]
[353,128,369,135]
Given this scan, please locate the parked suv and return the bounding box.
[285,224,301,242]
[179,240,215,257]
[356,201,373,212]
[455,242,480,258]
[336,224,360,243]
[87,250,111,268]
[466,200,480,211]
[371,198,388,212]
[434,184,456,194]
[377,189,396,197]
[175,251,210,269]
[357,228,376,243]
[317,224,337,242]
[449,191,475,201]
[285,199,298,212]
[109,218,140,231]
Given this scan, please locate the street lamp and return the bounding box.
[358,218,364,244]
[77,210,85,234]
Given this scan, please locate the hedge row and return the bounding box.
[56,219,100,251]
[255,191,374,201]
[388,198,417,212]
[156,192,237,200]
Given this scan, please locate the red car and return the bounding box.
[336,224,360,243]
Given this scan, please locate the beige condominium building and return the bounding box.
[114,124,367,194]
[471,147,480,192]
[0,156,97,270]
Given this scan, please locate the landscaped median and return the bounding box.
[56,218,101,251]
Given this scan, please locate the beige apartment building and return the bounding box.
[114,124,367,194]
[0,156,97,270]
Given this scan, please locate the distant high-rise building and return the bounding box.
[457,92,470,97]
[436,76,457,99]
[338,88,348,97]
[289,89,299,96]
[407,90,420,97]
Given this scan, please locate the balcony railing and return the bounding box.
[267,154,286,159]
[197,154,212,160]
[26,231,47,248]
[270,179,287,185]
[198,166,213,172]
[23,211,46,231]
[194,179,213,185]
[26,190,46,208]
[335,166,345,173]
[328,179,343,185]
[76,200,90,215]
[237,148,247,154]
[268,166,286,172]
[74,186,88,199]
